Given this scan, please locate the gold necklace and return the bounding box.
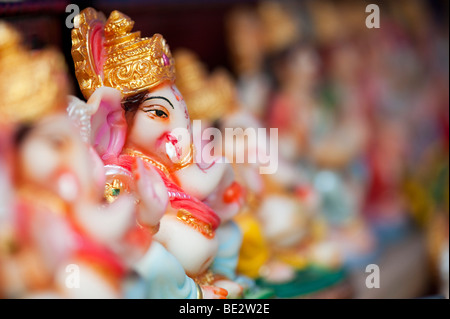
[123,148,171,176]
[123,144,195,175]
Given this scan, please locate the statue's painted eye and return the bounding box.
[142,105,169,119]
[153,109,168,118]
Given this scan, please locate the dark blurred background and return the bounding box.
[1,0,447,98]
[1,0,260,97]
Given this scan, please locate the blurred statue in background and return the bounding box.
[0,22,149,298]
[225,5,271,120]
[175,48,353,299]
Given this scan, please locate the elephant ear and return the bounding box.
[67,87,126,165]
[87,87,126,164]
[71,7,107,100]
[71,8,129,164]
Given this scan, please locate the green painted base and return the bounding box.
[242,286,276,299]
[255,266,347,298]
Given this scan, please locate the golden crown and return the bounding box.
[174,49,236,122]
[0,22,68,125]
[71,8,175,100]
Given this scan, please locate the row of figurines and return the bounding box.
[0,8,374,299]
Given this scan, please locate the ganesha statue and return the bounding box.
[68,8,244,299]
[0,22,150,298]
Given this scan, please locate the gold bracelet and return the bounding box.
[196,283,203,299]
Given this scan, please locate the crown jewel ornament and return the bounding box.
[71,8,175,100]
